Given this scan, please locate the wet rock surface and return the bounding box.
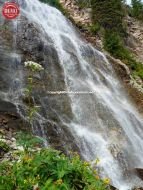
[135,168,143,180]
[0,14,78,152]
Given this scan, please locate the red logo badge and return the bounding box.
[2,2,20,20]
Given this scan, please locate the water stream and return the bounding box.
[12,0,143,189]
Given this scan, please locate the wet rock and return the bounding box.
[110,185,118,190]
[0,100,17,114]
[0,13,77,152]
[33,119,80,154]
[135,168,143,180]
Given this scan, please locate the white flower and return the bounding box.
[24,61,44,71]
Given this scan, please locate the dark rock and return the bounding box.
[0,13,77,153]
[110,185,118,190]
[132,187,143,190]
[44,120,80,153]
[0,100,17,114]
[135,168,143,180]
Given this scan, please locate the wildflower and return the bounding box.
[95,175,100,180]
[36,175,40,180]
[28,77,33,83]
[28,178,36,185]
[103,178,110,184]
[23,155,32,162]
[24,61,44,72]
[55,179,63,185]
[83,161,90,167]
[24,179,27,184]
[95,158,100,165]
[33,184,39,190]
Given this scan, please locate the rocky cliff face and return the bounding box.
[126,16,143,63]
[0,0,142,150]
[0,14,80,153]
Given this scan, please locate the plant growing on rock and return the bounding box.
[24,61,44,123]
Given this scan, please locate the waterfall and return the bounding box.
[14,0,143,189]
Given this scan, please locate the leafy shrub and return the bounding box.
[0,148,110,190]
[104,30,129,60]
[104,30,143,79]
[91,0,125,35]
[131,0,143,20]
[24,61,44,123]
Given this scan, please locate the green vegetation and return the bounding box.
[131,61,143,79]
[103,31,125,58]
[16,132,43,152]
[24,61,44,123]
[0,140,10,154]
[104,30,143,79]
[89,23,100,35]
[131,0,143,20]
[0,133,110,190]
[90,0,126,58]
[75,0,91,9]
[0,149,110,190]
[91,0,125,35]
[89,0,143,80]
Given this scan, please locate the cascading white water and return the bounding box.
[17,0,143,189]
